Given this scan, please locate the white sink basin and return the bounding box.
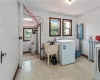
[56,39,75,43]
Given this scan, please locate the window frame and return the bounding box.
[62,19,72,36]
[49,17,61,37]
[23,28,33,41]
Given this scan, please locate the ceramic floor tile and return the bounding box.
[15,56,94,80]
[23,53,38,61]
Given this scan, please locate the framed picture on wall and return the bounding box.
[23,28,33,41]
[77,23,83,39]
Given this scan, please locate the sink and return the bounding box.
[56,39,74,43]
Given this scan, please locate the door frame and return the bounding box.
[40,23,42,59]
[18,2,23,68]
[19,4,42,63]
[36,23,42,59]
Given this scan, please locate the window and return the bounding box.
[49,17,61,36]
[23,28,33,41]
[62,19,72,36]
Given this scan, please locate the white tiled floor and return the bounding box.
[15,55,94,80]
[23,53,38,61]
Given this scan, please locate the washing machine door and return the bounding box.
[98,49,100,72]
[94,46,100,80]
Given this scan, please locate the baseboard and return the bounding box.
[13,64,19,80]
[41,56,45,60]
[23,51,31,53]
[82,54,88,59]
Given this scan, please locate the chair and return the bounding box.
[44,43,59,66]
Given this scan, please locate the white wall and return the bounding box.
[0,0,19,80]
[23,41,30,52]
[23,34,38,52]
[24,10,78,57]
[23,26,34,52]
[77,8,100,56]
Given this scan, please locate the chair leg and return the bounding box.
[48,55,49,66]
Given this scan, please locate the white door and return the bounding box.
[0,1,20,80]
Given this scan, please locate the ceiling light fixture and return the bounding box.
[24,18,32,21]
[68,0,72,5]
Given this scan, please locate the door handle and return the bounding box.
[1,51,7,63]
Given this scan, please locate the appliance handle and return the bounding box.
[95,48,97,73]
[96,48,100,72]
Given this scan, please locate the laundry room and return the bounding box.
[17,1,100,80]
[1,0,100,80]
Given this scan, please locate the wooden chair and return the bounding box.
[44,43,59,66]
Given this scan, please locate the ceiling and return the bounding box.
[23,18,37,27]
[23,13,41,27]
[23,0,100,16]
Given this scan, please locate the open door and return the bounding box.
[0,1,19,80]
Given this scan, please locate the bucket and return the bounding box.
[75,50,81,59]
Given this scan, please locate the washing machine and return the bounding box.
[95,44,100,80]
[56,40,75,65]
